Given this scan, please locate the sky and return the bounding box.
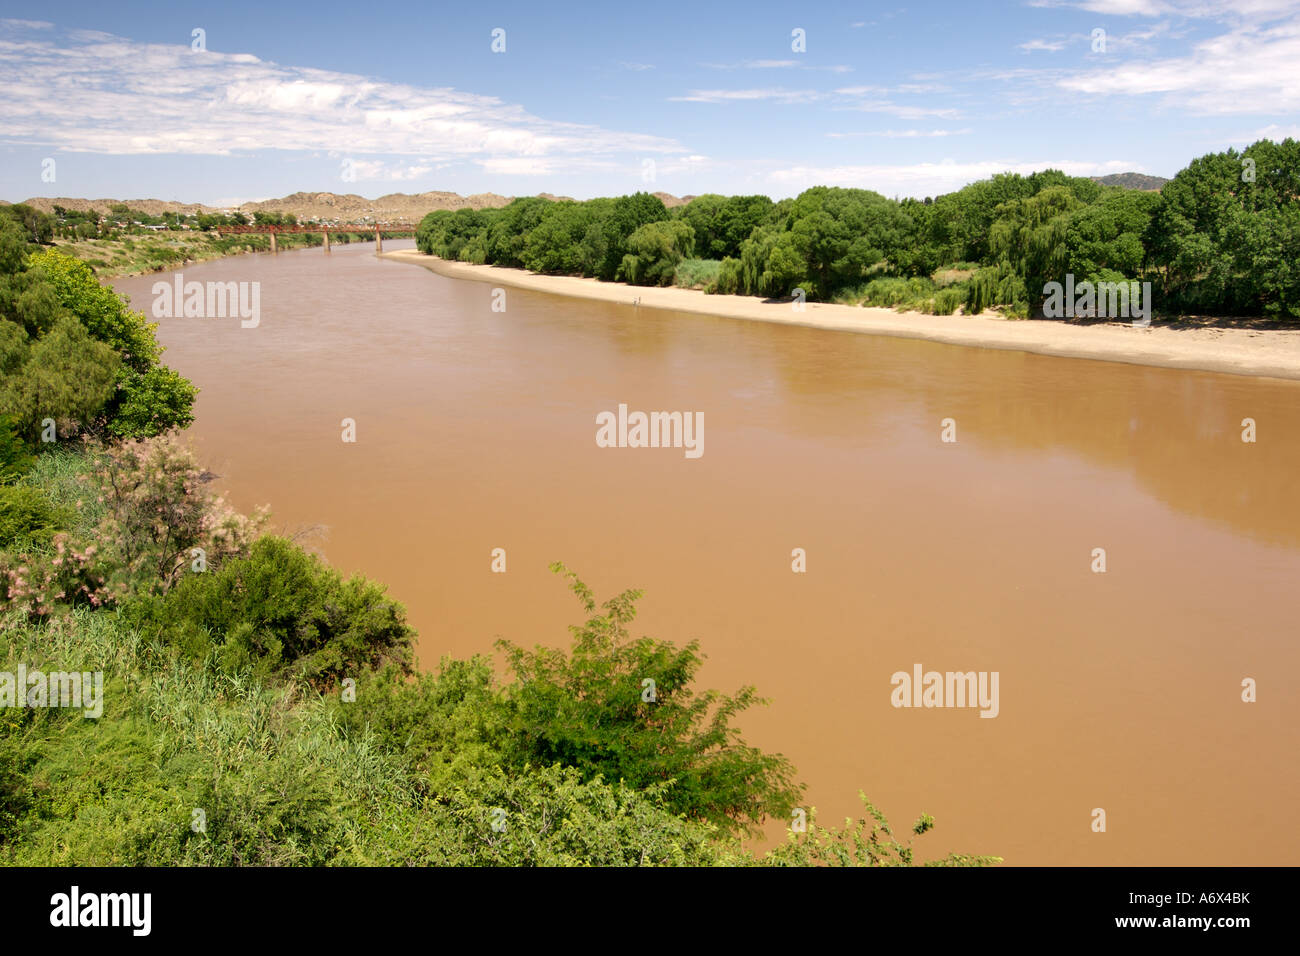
[1,0,1298,205]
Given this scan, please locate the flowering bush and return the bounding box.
[0,431,266,616]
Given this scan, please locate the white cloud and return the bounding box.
[704,59,854,73]
[1020,38,1068,52]
[0,22,685,168]
[768,158,1140,197]
[1057,15,1300,113]
[1240,123,1300,141]
[828,128,973,138]
[670,88,822,104]
[478,157,555,176]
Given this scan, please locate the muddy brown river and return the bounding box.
[114,240,1300,865]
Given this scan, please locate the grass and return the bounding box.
[674,258,722,291]
[832,264,1029,318]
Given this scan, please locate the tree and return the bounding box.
[590,192,669,280]
[0,316,119,440]
[617,220,695,285]
[989,186,1084,313]
[25,250,195,436]
[676,194,774,260]
[1066,188,1160,282]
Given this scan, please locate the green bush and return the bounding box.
[0,417,32,484]
[0,485,69,549]
[122,535,416,686]
[674,258,722,290]
[493,562,802,837]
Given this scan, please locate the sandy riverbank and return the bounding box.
[381,249,1300,382]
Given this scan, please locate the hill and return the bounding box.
[6,189,694,223]
[1090,172,1169,191]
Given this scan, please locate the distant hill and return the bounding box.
[1090,172,1169,191]
[10,197,220,216]
[8,189,696,223]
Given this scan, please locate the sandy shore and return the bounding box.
[381,249,1300,382]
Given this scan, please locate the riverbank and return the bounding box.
[56,231,376,279]
[382,249,1300,382]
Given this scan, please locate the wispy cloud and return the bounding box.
[670,88,822,104]
[827,128,973,138]
[1057,15,1300,113]
[1020,38,1068,52]
[674,83,957,118]
[703,59,853,73]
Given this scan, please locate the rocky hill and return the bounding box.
[1090,172,1169,191]
[5,189,695,222]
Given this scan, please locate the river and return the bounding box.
[113,239,1300,865]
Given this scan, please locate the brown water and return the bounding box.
[116,241,1300,865]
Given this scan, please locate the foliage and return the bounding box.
[674,257,722,291]
[0,435,263,616]
[0,241,196,441]
[122,535,415,686]
[0,486,69,549]
[618,220,696,285]
[408,144,1300,320]
[763,795,1003,867]
[493,562,803,837]
[0,417,32,484]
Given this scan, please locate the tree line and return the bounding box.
[416,139,1300,320]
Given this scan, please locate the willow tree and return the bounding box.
[988,186,1084,315]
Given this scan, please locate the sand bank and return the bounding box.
[381,249,1300,382]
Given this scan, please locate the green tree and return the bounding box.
[0,316,119,440]
[989,186,1084,313]
[618,219,695,285]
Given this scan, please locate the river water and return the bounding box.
[114,240,1300,865]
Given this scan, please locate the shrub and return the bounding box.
[673,258,722,290]
[493,562,802,836]
[0,416,32,483]
[0,486,69,549]
[714,257,743,295]
[122,535,416,686]
[763,794,1002,867]
[0,434,263,617]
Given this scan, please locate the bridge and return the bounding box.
[215,222,420,253]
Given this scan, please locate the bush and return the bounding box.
[122,535,416,686]
[20,250,195,438]
[0,486,69,549]
[764,795,1002,867]
[0,435,263,617]
[493,563,802,836]
[0,416,32,484]
[674,258,721,290]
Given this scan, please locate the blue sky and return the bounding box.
[2,0,1297,205]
